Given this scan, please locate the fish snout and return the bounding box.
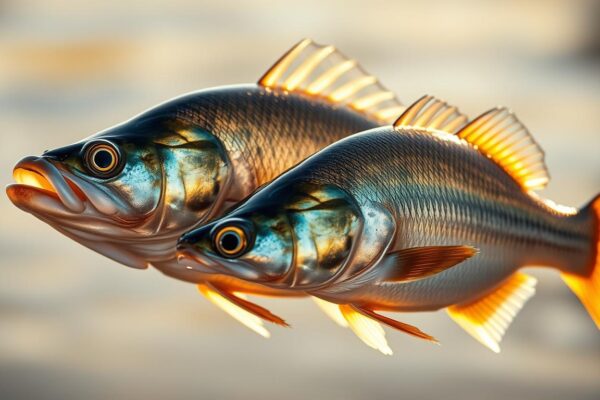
[176,237,223,273]
[9,155,85,213]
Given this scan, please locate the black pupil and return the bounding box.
[220,231,241,252]
[94,149,113,169]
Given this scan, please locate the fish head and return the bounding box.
[177,181,363,289]
[6,114,230,269]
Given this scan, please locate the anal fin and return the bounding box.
[447,272,537,353]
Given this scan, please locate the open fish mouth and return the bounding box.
[7,156,86,214]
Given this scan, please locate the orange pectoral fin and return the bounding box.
[382,245,477,283]
[201,283,289,327]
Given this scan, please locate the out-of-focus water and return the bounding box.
[1,1,599,399]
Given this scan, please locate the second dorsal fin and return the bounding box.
[394,95,468,134]
[456,108,550,191]
[258,39,404,124]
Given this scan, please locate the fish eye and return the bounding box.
[213,224,251,258]
[83,141,122,178]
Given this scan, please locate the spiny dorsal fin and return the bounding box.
[394,95,468,134]
[258,39,404,124]
[447,272,537,353]
[456,108,550,191]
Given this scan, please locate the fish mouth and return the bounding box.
[7,156,86,214]
[176,245,223,274]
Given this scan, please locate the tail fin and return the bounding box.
[561,196,600,328]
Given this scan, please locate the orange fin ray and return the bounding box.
[394,95,468,134]
[351,305,439,343]
[258,39,404,124]
[455,108,549,191]
[447,272,537,353]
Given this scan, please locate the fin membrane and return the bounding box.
[338,304,392,355]
[456,108,549,191]
[198,283,288,338]
[447,272,537,353]
[259,39,404,124]
[561,196,600,328]
[383,245,477,283]
[394,95,468,134]
[312,297,348,328]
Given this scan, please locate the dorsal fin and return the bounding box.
[394,95,468,134]
[447,272,537,353]
[456,108,550,191]
[258,39,404,124]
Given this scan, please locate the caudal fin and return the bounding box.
[562,196,600,328]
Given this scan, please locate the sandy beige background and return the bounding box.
[1,1,599,399]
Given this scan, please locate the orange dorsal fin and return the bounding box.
[394,95,468,134]
[258,39,404,124]
[447,272,537,353]
[455,108,550,191]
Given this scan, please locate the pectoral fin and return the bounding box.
[447,272,537,353]
[382,245,478,283]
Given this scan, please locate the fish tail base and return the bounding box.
[561,195,600,329]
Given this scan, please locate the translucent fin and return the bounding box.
[394,95,468,134]
[561,195,600,328]
[447,272,537,353]
[339,304,393,355]
[197,284,270,338]
[456,108,549,191]
[258,39,403,124]
[312,297,348,328]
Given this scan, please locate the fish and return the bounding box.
[177,95,600,355]
[6,39,405,338]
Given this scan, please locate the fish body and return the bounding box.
[7,40,404,334]
[179,96,600,352]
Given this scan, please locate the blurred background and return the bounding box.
[1,0,599,399]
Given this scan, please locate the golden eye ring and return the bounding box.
[214,225,248,258]
[84,141,121,178]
